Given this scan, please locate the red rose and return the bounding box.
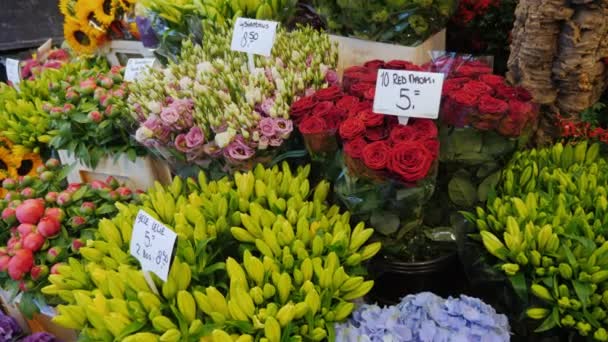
[515,87,533,101]
[339,118,366,140]
[455,64,492,78]
[412,119,438,139]
[359,109,385,127]
[472,119,497,131]
[312,101,334,118]
[388,141,434,183]
[290,96,317,123]
[350,82,374,98]
[496,100,532,137]
[389,125,418,144]
[364,60,385,70]
[478,94,509,115]
[344,137,368,159]
[322,107,347,130]
[462,81,494,96]
[344,66,368,75]
[384,60,421,71]
[443,79,464,96]
[299,116,327,135]
[424,139,440,159]
[336,95,360,112]
[362,141,391,170]
[314,86,343,101]
[366,127,388,141]
[494,84,517,100]
[479,74,506,88]
[348,101,373,118]
[448,89,479,107]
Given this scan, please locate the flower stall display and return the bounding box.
[0,311,59,342]
[335,292,510,342]
[425,55,538,227]
[129,23,337,176]
[466,142,608,339]
[43,163,380,340]
[313,0,457,47]
[42,60,146,168]
[59,0,138,55]
[0,160,139,318]
[291,60,440,260]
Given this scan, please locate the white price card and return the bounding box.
[230,17,278,57]
[124,58,156,82]
[5,58,21,87]
[373,69,445,120]
[130,210,177,281]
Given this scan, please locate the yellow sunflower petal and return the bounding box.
[64,18,101,55]
[94,0,119,26]
[59,0,78,16]
[17,153,44,177]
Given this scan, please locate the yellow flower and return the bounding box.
[64,18,101,55]
[59,0,77,16]
[16,153,44,177]
[94,0,120,26]
[74,0,99,22]
[118,0,136,11]
[0,147,19,179]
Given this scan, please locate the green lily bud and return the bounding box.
[559,285,570,298]
[536,267,546,276]
[501,263,520,276]
[595,328,608,342]
[530,251,541,267]
[531,284,554,302]
[542,257,554,268]
[480,231,509,261]
[516,253,528,266]
[558,264,573,279]
[558,297,571,309]
[561,315,576,327]
[577,321,592,336]
[570,299,582,311]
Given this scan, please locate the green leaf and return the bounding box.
[95,203,116,215]
[370,211,400,236]
[572,280,591,308]
[56,164,77,182]
[448,176,477,207]
[509,272,528,302]
[115,320,147,340]
[477,171,501,202]
[72,113,90,124]
[534,307,559,333]
[70,185,88,202]
[481,131,516,157]
[451,128,483,155]
[459,211,477,223]
[19,292,39,319]
[127,149,137,162]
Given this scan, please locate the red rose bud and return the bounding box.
[113,89,125,98]
[50,262,64,275]
[45,158,60,170]
[44,192,58,204]
[2,178,16,190]
[116,187,132,200]
[63,103,75,114]
[48,82,60,92]
[42,102,53,113]
[80,202,96,215]
[44,208,65,223]
[16,199,45,224]
[19,280,36,292]
[16,223,35,236]
[79,79,97,95]
[2,208,16,224]
[49,106,63,118]
[69,216,87,229]
[106,176,120,189]
[47,247,65,263]
[36,164,48,173]
[56,192,72,206]
[104,104,120,117]
[89,111,103,123]
[20,188,35,199]
[0,255,9,271]
[71,239,84,251]
[66,183,82,193]
[65,90,80,103]
[23,232,45,252]
[38,216,61,238]
[98,76,114,89]
[30,264,49,281]
[91,180,109,190]
[107,191,119,202]
[8,249,34,280]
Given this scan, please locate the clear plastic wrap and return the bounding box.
[314,0,458,46]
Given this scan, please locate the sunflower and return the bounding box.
[0,147,19,180]
[118,0,136,11]
[64,18,101,55]
[74,0,99,22]
[59,0,77,17]
[16,152,43,177]
[94,0,120,26]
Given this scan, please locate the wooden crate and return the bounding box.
[58,151,172,191]
[329,29,446,77]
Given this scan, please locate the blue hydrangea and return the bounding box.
[335,292,510,342]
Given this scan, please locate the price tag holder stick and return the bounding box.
[247,53,256,73]
[142,270,160,295]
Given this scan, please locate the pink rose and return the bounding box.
[174,134,189,152]
[259,117,277,138]
[185,127,205,148]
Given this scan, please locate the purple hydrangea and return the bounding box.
[20,332,58,342]
[335,292,510,342]
[0,312,21,341]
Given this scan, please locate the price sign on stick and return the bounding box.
[130,210,176,282]
[231,18,278,57]
[5,58,21,88]
[373,69,445,121]
[124,58,157,82]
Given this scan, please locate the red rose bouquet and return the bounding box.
[421,55,538,227]
[296,59,441,259]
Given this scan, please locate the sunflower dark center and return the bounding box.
[0,159,7,170]
[17,160,33,176]
[74,31,91,45]
[103,0,112,15]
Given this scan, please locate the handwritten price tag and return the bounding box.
[5,58,21,88]
[124,58,156,82]
[130,210,176,281]
[230,17,278,57]
[373,69,445,120]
